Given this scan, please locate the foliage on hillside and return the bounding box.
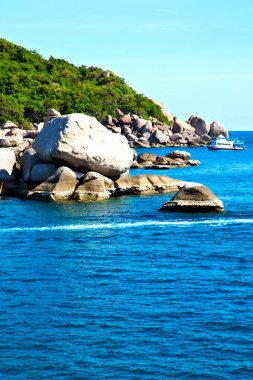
[0,39,169,128]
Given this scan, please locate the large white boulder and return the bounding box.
[33,113,133,177]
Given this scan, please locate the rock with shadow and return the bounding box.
[161,182,224,212]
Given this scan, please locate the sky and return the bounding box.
[1,0,253,130]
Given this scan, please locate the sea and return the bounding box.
[0,131,253,380]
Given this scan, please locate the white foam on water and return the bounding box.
[0,218,252,233]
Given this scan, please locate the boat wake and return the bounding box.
[0,218,252,233]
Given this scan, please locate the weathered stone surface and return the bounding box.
[167,150,191,161]
[189,115,210,136]
[0,121,19,129]
[111,126,122,134]
[172,118,195,134]
[141,120,153,133]
[119,114,132,125]
[23,130,39,139]
[137,153,157,164]
[106,115,114,126]
[116,108,124,116]
[187,160,201,166]
[73,171,115,201]
[114,171,132,194]
[132,149,137,161]
[121,126,132,136]
[11,140,31,158]
[27,166,77,201]
[209,121,229,138]
[202,133,212,142]
[0,148,18,194]
[155,156,170,165]
[151,129,168,145]
[170,133,183,142]
[21,148,45,182]
[127,133,138,142]
[31,163,58,185]
[134,140,150,148]
[0,129,23,147]
[134,150,201,169]
[17,140,30,152]
[133,117,148,133]
[33,113,133,177]
[0,148,17,175]
[159,124,172,136]
[161,182,224,212]
[138,137,148,143]
[44,108,61,124]
[129,174,183,194]
[142,132,151,141]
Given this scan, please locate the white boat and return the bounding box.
[208,135,245,150]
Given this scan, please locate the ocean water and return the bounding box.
[0,131,253,380]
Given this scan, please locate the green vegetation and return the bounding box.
[0,38,169,128]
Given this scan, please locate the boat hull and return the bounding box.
[208,146,245,150]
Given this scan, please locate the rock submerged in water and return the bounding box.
[33,113,133,177]
[72,172,183,201]
[134,150,200,169]
[161,182,224,212]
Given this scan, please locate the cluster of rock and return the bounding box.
[104,108,229,148]
[0,113,184,201]
[0,120,39,157]
[132,150,200,169]
[0,110,224,211]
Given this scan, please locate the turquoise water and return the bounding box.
[0,132,253,379]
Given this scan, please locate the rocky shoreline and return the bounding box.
[0,110,224,211]
[104,106,229,148]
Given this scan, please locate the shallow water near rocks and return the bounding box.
[0,131,253,379]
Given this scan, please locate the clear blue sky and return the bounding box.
[1,0,253,130]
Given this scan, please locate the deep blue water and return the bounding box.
[0,131,253,380]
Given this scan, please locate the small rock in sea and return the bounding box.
[160,182,224,212]
[166,150,191,161]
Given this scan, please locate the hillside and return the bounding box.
[0,38,169,128]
